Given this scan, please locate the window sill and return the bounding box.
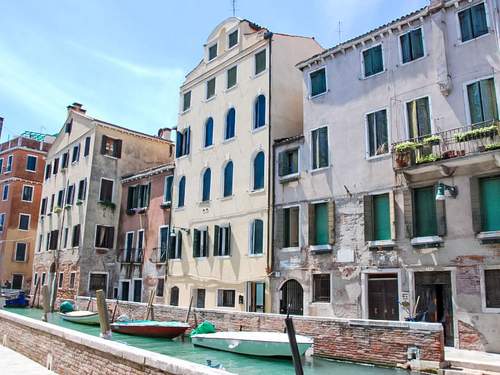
[194,256,208,261]
[399,54,427,67]
[248,188,265,196]
[220,195,234,201]
[26,170,36,173]
[368,240,396,249]
[248,253,264,258]
[160,202,171,209]
[251,70,267,80]
[176,154,189,161]
[410,236,443,247]
[280,246,300,253]
[222,137,236,144]
[180,108,191,116]
[279,173,300,183]
[224,84,238,93]
[251,125,267,134]
[175,206,185,212]
[477,231,500,243]
[310,165,330,174]
[203,145,215,151]
[215,255,231,259]
[103,154,119,160]
[311,301,331,305]
[198,200,211,206]
[309,244,332,253]
[204,95,217,103]
[361,69,386,80]
[457,31,491,47]
[366,152,390,161]
[309,90,328,100]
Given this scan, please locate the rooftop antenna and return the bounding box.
[231,0,237,17]
[337,20,342,44]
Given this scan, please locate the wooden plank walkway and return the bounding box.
[0,345,55,374]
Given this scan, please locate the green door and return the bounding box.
[480,177,500,231]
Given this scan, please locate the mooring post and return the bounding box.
[41,285,50,322]
[285,309,304,375]
[96,289,112,339]
[31,280,40,308]
[185,295,193,323]
[145,289,155,320]
[111,299,119,323]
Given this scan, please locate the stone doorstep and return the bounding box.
[446,348,500,374]
[0,310,229,375]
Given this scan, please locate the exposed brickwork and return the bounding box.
[76,297,445,367]
[458,320,486,351]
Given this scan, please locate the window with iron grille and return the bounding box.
[313,274,331,302]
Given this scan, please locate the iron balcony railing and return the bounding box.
[150,247,168,263]
[117,248,144,264]
[392,120,500,171]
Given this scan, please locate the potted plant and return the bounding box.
[415,153,441,164]
[394,141,417,168]
[98,201,116,210]
[64,204,72,210]
[485,142,500,151]
[422,135,441,146]
[53,206,62,214]
[76,199,84,206]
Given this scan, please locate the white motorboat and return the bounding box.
[58,310,100,325]
[191,331,313,357]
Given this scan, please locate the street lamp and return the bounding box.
[435,183,458,201]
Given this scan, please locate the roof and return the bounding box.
[274,134,304,146]
[121,162,174,183]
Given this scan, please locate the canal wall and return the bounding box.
[75,296,446,371]
[0,309,228,375]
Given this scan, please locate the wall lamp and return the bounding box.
[435,183,458,201]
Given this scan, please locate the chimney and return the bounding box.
[67,102,86,114]
[429,0,444,10]
[157,127,172,140]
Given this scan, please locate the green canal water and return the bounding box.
[7,308,414,375]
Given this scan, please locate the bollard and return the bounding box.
[96,289,112,339]
[41,285,50,322]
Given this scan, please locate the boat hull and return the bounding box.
[191,332,313,357]
[59,311,100,325]
[111,321,190,339]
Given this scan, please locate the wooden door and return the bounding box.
[368,274,399,320]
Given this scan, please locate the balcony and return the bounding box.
[150,247,168,264]
[117,248,144,264]
[392,121,500,174]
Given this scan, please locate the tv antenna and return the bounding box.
[337,21,342,44]
[231,0,238,17]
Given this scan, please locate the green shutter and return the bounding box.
[255,50,266,75]
[468,82,484,124]
[401,33,411,64]
[459,8,474,42]
[373,194,391,241]
[471,3,488,38]
[480,79,498,122]
[308,203,315,245]
[193,229,200,257]
[310,68,326,97]
[414,187,438,237]
[214,225,220,256]
[410,29,424,60]
[480,176,500,232]
[314,203,329,245]
[364,195,374,241]
[416,97,431,137]
[278,152,287,177]
[283,208,290,248]
[470,177,482,233]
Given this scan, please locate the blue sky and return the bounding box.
[0,0,428,141]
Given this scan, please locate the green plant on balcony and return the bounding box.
[76,199,84,206]
[98,200,116,210]
[64,204,72,210]
[416,153,441,164]
[485,142,500,151]
[394,141,418,154]
[53,206,62,214]
[454,125,499,142]
[422,135,441,146]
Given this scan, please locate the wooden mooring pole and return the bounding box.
[145,289,155,320]
[31,280,40,308]
[96,289,112,339]
[41,285,50,322]
[285,309,304,375]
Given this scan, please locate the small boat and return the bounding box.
[191,331,313,357]
[59,310,100,325]
[110,320,190,339]
[3,291,29,308]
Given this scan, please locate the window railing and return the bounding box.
[117,248,144,264]
[392,120,500,170]
[150,247,168,263]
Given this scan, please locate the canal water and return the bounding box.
[7,308,414,375]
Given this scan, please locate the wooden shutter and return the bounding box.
[115,139,122,158]
[193,229,200,257]
[101,135,108,154]
[175,131,181,158]
[470,176,482,233]
[177,232,182,258]
[436,199,447,236]
[227,224,232,255]
[403,189,414,238]
[363,195,374,242]
[107,227,115,249]
[308,203,315,245]
[278,152,286,177]
[275,208,284,249]
[328,200,336,245]
[389,191,396,240]
[214,225,220,256]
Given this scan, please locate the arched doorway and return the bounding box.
[279,279,303,315]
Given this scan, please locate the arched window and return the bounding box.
[254,95,266,129]
[202,168,211,202]
[204,117,214,147]
[178,176,185,207]
[223,161,233,197]
[225,108,236,140]
[253,151,265,190]
[170,286,179,306]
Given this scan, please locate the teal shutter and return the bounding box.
[471,3,488,38]
[410,28,424,60]
[363,48,373,76]
[468,82,484,124]
[165,176,173,202]
[310,68,326,96]
[314,203,329,245]
[414,187,437,237]
[480,79,498,122]
[480,176,500,232]
[401,33,411,64]
[225,108,235,139]
[253,219,263,254]
[373,194,391,241]
[372,45,383,74]
[278,152,286,177]
[205,117,214,147]
[318,127,328,168]
[459,8,474,42]
[193,229,200,257]
[416,97,431,137]
[178,177,185,207]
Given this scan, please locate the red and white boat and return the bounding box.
[110,320,190,338]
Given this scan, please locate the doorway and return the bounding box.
[196,288,205,308]
[247,282,265,312]
[368,273,399,320]
[279,279,303,315]
[120,280,130,301]
[133,279,142,302]
[415,271,454,346]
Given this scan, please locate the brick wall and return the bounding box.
[76,297,445,368]
[0,310,226,375]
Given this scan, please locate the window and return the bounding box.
[72,224,80,247]
[12,274,23,290]
[193,227,208,258]
[223,161,233,197]
[156,278,164,297]
[2,184,9,200]
[0,213,5,232]
[57,188,65,207]
[0,159,3,173]
[208,43,217,60]
[228,29,238,48]
[50,193,55,212]
[312,203,328,246]
[137,230,144,252]
[254,95,266,129]
[467,78,498,125]
[78,179,87,201]
[485,269,500,308]
[99,179,114,203]
[365,194,391,241]
[312,127,329,169]
[313,274,331,302]
[34,273,38,287]
[283,206,299,248]
[6,155,13,172]
[45,163,51,179]
[63,227,69,248]
[196,288,206,308]
[169,230,182,259]
[170,286,179,306]
[204,117,214,147]
[255,50,266,75]
[159,226,169,261]
[61,152,68,168]
[414,186,437,237]
[202,168,211,202]
[26,155,37,172]
[225,108,236,140]
[71,144,80,163]
[247,282,265,312]
[227,66,237,89]
[310,68,327,97]
[182,91,191,112]
[69,272,76,289]
[217,289,235,308]
[15,243,27,262]
[52,158,59,175]
[127,183,150,209]
[400,28,424,63]
[164,175,173,203]
[175,127,191,158]
[41,273,46,286]
[251,151,265,191]
[366,109,388,157]
[459,2,488,42]
[101,135,122,158]
[250,219,264,255]
[214,224,231,256]
[206,77,216,99]
[48,229,59,250]
[363,45,384,77]
[479,176,500,232]
[40,197,47,215]
[278,148,299,177]
[65,184,75,205]
[95,225,115,249]
[89,273,107,294]
[37,234,42,252]
[19,214,30,230]
[58,272,64,288]
[407,97,431,139]
[178,176,186,207]
[84,136,91,156]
